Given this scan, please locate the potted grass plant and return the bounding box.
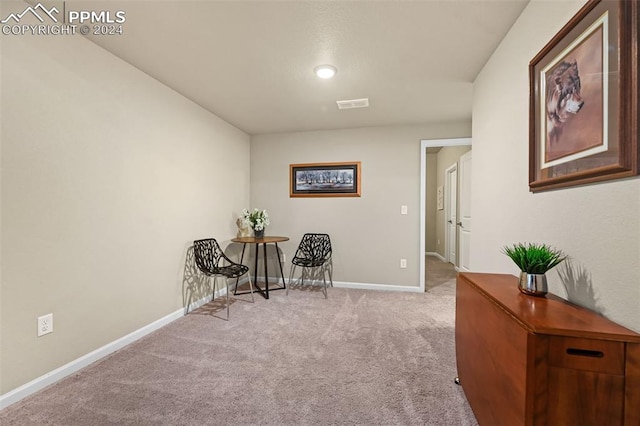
[502,243,567,296]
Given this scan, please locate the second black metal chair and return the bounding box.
[287,233,333,298]
[193,238,254,320]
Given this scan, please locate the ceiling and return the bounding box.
[81,0,529,135]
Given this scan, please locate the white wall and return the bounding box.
[471,0,640,331]
[250,123,470,289]
[0,10,250,393]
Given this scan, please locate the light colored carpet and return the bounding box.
[425,256,458,291]
[0,282,477,425]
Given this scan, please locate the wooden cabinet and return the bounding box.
[455,272,640,426]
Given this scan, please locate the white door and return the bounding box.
[445,164,458,266]
[458,151,472,272]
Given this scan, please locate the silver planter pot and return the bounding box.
[518,272,548,296]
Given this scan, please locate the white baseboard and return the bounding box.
[425,251,447,262]
[257,274,422,293]
[0,275,418,409]
[185,294,212,314]
[0,275,243,410]
[333,281,422,293]
[0,305,190,410]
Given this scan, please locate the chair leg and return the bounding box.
[225,278,230,321]
[287,265,297,295]
[185,286,193,315]
[322,269,328,299]
[302,267,313,287]
[235,274,254,303]
[248,274,255,303]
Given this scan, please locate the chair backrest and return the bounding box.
[295,233,332,262]
[193,238,224,274]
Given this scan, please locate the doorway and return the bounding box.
[445,163,458,264]
[458,150,472,272]
[419,137,472,292]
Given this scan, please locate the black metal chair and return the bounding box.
[287,233,333,298]
[192,238,253,320]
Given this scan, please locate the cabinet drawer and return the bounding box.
[549,336,625,375]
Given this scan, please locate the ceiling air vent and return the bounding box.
[336,98,369,110]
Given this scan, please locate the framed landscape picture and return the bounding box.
[290,162,361,197]
[529,0,639,192]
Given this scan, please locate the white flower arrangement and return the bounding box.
[241,208,270,231]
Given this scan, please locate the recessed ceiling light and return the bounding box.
[314,64,337,79]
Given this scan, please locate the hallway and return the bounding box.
[425,255,457,291]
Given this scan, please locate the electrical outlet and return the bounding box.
[37,313,53,337]
[400,259,407,269]
[282,253,286,263]
[401,205,408,215]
